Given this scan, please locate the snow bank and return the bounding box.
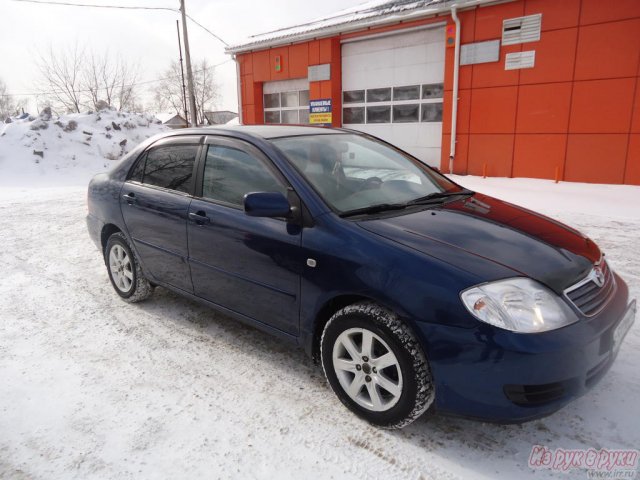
[0,109,168,187]
[450,175,640,222]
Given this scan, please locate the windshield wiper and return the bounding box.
[339,190,474,218]
[339,203,408,218]
[406,189,473,206]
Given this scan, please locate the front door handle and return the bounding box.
[123,192,136,204]
[189,211,210,225]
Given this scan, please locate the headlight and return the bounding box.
[460,278,579,333]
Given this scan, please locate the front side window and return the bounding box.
[139,144,198,193]
[202,144,286,207]
[272,133,462,215]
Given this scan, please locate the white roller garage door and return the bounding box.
[341,26,445,166]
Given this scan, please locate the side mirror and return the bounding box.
[244,192,291,218]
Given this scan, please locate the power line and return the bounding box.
[0,59,232,97]
[10,0,176,11]
[185,14,229,47]
[8,0,229,45]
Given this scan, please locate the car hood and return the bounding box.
[356,193,600,293]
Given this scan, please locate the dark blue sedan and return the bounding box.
[87,126,636,428]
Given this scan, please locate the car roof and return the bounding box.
[161,125,348,140]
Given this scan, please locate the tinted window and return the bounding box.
[202,144,286,206]
[129,155,146,182]
[142,145,198,193]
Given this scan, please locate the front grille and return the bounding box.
[564,259,616,316]
[504,382,566,406]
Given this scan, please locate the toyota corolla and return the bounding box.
[86,126,636,428]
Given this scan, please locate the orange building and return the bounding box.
[226,0,640,185]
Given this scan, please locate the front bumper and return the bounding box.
[416,273,635,423]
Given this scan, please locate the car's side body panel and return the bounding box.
[120,183,194,293]
[188,197,303,335]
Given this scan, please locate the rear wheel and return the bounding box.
[321,302,434,429]
[105,232,153,303]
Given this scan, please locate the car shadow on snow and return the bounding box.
[127,285,634,480]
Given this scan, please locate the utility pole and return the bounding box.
[176,20,189,126]
[180,0,198,127]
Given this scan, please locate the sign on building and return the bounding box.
[309,99,332,126]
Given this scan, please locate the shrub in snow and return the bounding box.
[30,120,49,131]
[40,107,52,121]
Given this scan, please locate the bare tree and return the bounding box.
[0,78,25,119]
[193,59,219,125]
[82,51,141,112]
[153,59,219,124]
[35,43,85,114]
[35,43,142,114]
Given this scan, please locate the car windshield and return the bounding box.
[271,133,465,215]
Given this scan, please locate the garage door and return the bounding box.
[341,26,445,166]
[263,78,310,125]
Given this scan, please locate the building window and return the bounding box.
[343,90,365,104]
[367,106,391,123]
[421,103,443,122]
[422,83,444,99]
[393,85,420,101]
[264,93,280,109]
[343,83,444,125]
[393,104,420,123]
[343,107,365,124]
[263,89,310,125]
[367,88,392,103]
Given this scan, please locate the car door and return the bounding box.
[120,136,201,293]
[187,136,303,335]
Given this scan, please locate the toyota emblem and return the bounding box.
[593,266,605,287]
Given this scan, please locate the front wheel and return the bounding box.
[321,302,434,429]
[105,232,153,303]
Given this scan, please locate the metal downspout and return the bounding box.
[234,55,243,125]
[449,6,461,174]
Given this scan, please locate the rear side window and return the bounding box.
[202,144,286,206]
[139,145,198,193]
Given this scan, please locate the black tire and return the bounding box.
[105,232,153,303]
[320,302,434,429]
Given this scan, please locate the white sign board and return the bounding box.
[460,40,500,66]
[505,50,536,70]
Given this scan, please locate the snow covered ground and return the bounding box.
[0,124,639,479]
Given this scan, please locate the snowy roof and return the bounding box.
[226,0,493,53]
[154,113,186,125]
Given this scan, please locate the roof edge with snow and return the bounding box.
[226,0,505,54]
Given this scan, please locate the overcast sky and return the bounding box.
[1,0,366,114]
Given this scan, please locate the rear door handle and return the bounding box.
[123,192,136,204]
[189,211,210,225]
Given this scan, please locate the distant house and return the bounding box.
[155,113,188,129]
[204,110,238,125]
